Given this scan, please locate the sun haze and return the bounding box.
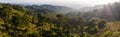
[0,0,119,9]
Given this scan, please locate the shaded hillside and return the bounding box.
[25,5,74,14]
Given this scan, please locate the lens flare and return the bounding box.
[104,4,114,21]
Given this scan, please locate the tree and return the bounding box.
[12,5,25,12]
[85,18,106,35]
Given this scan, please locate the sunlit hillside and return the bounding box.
[0,0,120,37]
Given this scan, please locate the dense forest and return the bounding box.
[0,2,120,37]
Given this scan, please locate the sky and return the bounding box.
[0,0,119,9]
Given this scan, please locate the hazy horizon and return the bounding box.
[0,0,119,9]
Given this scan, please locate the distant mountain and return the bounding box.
[78,5,104,12]
[25,5,74,14]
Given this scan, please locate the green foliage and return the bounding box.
[0,3,120,37]
[0,32,11,37]
[0,4,3,8]
[84,18,107,36]
[0,18,4,24]
[12,5,25,12]
[42,22,51,31]
[101,31,111,37]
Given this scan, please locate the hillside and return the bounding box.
[25,5,74,14]
[0,2,120,37]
